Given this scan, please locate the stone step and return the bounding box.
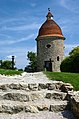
[0,90,67,102]
[0,83,57,91]
[0,99,69,114]
[0,110,75,119]
[0,82,73,93]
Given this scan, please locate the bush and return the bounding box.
[60,56,72,72]
[0,60,12,69]
[60,53,79,73]
[18,69,23,71]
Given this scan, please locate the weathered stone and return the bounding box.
[1,105,13,114]
[71,96,79,118]
[1,105,23,114]
[12,106,23,113]
[50,101,69,112]
[45,92,67,100]
[28,84,38,91]
[3,93,29,102]
[38,83,47,90]
[0,106,3,113]
[55,81,64,90]
[9,83,20,90]
[0,84,8,90]
[60,83,73,93]
[65,91,74,101]
[19,83,28,90]
[37,104,49,111]
[30,93,44,101]
[9,83,29,90]
[46,83,56,90]
[25,105,39,113]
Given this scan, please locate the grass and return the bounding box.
[44,71,79,91]
[0,69,23,76]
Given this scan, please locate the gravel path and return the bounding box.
[0,72,62,84]
[0,72,53,84]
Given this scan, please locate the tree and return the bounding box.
[69,46,79,56]
[60,46,79,73]
[25,51,37,72]
[0,60,15,69]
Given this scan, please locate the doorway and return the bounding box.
[44,61,52,71]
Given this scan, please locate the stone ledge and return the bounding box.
[71,92,79,118]
[0,99,68,114]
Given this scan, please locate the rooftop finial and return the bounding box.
[48,8,50,12]
[46,8,53,20]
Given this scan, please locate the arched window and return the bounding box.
[57,56,59,61]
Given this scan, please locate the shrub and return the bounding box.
[61,46,79,73]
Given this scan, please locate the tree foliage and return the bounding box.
[69,46,79,55]
[60,46,79,73]
[25,51,37,72]
[0,60,13,69]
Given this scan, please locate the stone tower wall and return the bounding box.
[37,36,64,72]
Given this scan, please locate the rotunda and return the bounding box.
[36,9,65,72]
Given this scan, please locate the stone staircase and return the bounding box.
[0,72,75,119]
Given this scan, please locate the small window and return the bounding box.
[57,56,59,61]
[46,44,51,48]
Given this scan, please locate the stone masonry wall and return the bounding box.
[37,36,64,72]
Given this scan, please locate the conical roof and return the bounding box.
[37,10,64,38]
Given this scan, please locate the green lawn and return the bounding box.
[0,69,23,76]
[44,71,79,91]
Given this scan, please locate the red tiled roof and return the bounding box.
[37,11,64,38]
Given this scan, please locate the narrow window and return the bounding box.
[57,56,59,61]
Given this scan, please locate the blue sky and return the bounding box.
[0,0,79,69]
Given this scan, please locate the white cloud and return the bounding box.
[1,23,41,31]
[65,44,78,49]
[57,15,79,37]
[59,0,79,13]
[65,44,79,56]
[60,0,69,10]
[0,34,36,45]
[0,33,12,39]
[0,18,20,25]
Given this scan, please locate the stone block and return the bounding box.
[46,83,56,90]
[37,104,49,111]
[3,93,29,102]
[46,91,67,100]
[50,103,68,112]
[38,83,47,90]
[30,93,44,101]
[1,105,23,114]
[28,84,38,91]
[19,83,28,90]
[60,83,73,93]
[25,105,39,113]
[0,84,8,90]
[9,83,20,90]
